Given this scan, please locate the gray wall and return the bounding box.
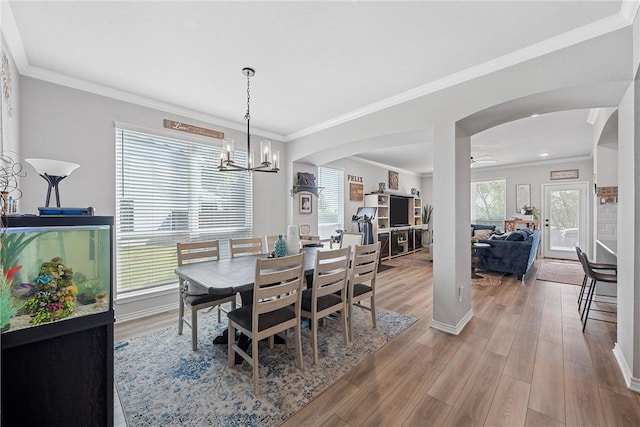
[19,77,288,319]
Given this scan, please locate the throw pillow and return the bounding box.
[473,229,492,240]
[505,231,525,241]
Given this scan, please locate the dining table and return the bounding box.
[174,246,322,350]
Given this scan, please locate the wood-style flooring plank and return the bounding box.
[563,360,606,427]
[427,342,485,405]
[443,350,506,426]
[598,386,640,426]
[281,379,358,427]
[528,339,565,422]
[402,394,452,427]
[484,374,531,427]
[524,408,565,427]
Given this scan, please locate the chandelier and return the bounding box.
[218,67,279,173]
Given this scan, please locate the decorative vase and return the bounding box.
[286,225,300,255]
[274,234,288,257]
[378,182,386,193]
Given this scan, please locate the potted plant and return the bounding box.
[422,204,433,230]
[520,205,540,221]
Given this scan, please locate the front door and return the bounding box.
[542,182,589,260]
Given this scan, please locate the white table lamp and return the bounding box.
[25,158,80,207]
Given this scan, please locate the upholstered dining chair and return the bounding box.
[347,242,381,343]
[340,232,363,253]
[227,252,306,395]
[575,246,617,332]
[229,237,264,258]
[177,241,237,351]
[300,247,351,364]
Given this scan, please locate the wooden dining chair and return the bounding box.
[340,232,363,253]
[177,241,237,351]
[300,247,351,364]
[347,242,381,343]
[228,252,306,395]
[229,237,264,258]
[265,235,279,253]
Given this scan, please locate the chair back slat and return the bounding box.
[340,232,364,252]
[313,247,350,299]
[230,237,264,258]
[177,241,220,266]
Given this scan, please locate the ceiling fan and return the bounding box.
[470,155,497,167]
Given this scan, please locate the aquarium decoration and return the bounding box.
[0,273,18,331]
[23,257,78,325]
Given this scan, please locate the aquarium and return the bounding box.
[1,216,113,334]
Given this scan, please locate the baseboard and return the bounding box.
[613,343,640,393]
[115,302,177,324]
[430,309,473,335]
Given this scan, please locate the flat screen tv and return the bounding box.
[389,195,410,227]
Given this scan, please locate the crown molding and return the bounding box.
[285,14,630,142]
[23,66,285,141]
[348,155,423,177]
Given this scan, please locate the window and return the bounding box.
[317,167,344,239]
[471,179,506,228]
[115,128,252,293]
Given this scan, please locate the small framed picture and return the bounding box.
[299,193,312,214]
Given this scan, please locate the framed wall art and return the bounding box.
[299,192,312,214]
[388,170,399,190]
[516,184,531,211]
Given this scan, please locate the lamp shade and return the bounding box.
[25,158,80,176]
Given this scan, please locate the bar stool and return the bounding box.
[575,246,617,313]
[575,246,617,332]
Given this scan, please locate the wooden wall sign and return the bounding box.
[350,183,364,201]
[550,169,579,180]
[163,119,224,139]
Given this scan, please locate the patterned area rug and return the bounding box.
[536,261,584,286]
[114,308,416,426]
[472,271,505,288]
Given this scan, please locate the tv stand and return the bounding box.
[365,193,423,260]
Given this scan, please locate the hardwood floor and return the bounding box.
[115,251,640,426]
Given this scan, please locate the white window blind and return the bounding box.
[471,178,506,228]
[317,167,344,239]
[115,128,253,293]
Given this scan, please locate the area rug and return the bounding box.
[536,261,584,286]
[472,271,504,288]
[114,307,416,427]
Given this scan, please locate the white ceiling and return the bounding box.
[5,1,630,174]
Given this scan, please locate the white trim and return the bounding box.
[115,302,178,324]
[613,343,640,393]
[114,283,176,305]
[619,0,640,23]
[348,155,422,177]
[285,14,630,141]
[430,309,473,335]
